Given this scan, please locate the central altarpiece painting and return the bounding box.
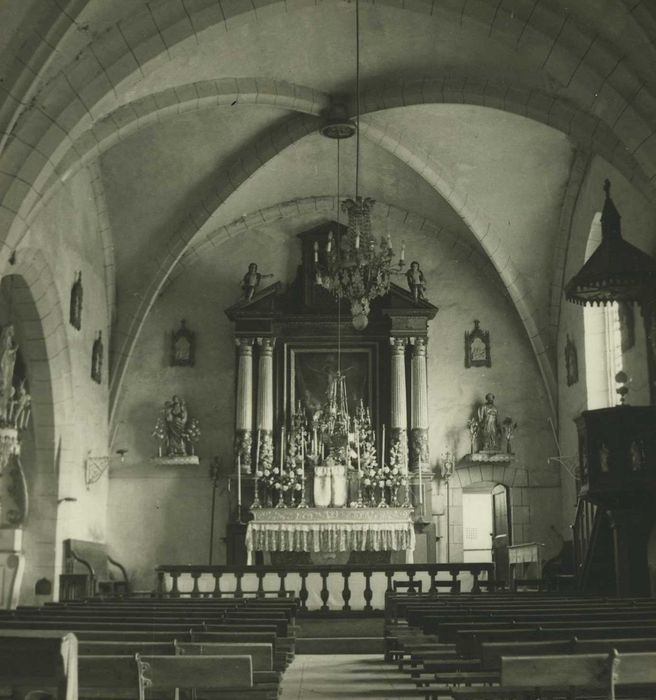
[224,223,437,564]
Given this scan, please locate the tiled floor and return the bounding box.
[279,654,417,699]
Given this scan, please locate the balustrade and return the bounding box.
[155,563,495,613]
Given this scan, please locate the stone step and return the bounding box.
[297,636,385,654]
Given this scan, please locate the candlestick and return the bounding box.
[356,424,363,507]
[327,231,333,253]
[313,240,319,263]
[298,429,308,508]
[387,233,392,250]
[252,429,261,508]
[237,452,243,522]
[381,424,386,469]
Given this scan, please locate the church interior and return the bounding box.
[2,0,656,697]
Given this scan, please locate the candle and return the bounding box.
[355,230,360,249]
[313,428,318,455]
[327,231,333,253]
[237,452,242,512]
[313,241,319,263]
[280,426,285,475]
[254,429,260,473]
[418,460,423,505]
[387,233,392,250]
[400,241,406,264]
[381,424,386,469]
[300,432,305,501]
[356,426,361,475]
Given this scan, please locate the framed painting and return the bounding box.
[286,344,376,425]
[565,334,578,387]
[465,319,491,368]
[171,319,195,367]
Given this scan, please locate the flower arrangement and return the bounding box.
[152,415,167,457]
[467,416,479,454]
[387,439,410,504]
[184,418,201,455]
[354,403,382,505]
[502,417,518,454]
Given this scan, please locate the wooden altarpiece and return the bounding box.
[224,222,438,564]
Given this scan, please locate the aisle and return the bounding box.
[279,654,416,699]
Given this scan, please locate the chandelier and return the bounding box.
[315,0,409,331]
[315,197,405,330]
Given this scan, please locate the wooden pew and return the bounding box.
[78,653,274,699]
[0,630,77,700]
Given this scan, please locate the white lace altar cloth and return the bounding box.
[245,507,416,552]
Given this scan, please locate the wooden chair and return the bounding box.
[59,539,129,600]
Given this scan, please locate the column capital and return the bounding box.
[256,337,276,353]
[389,336,408,352]
[409,336,427,355]
[235,337,254,352]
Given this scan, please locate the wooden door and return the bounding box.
[491,484,511,585]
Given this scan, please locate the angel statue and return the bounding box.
[406,261,426,302]
[241,263,273,302]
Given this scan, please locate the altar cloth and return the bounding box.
[245,507,416,553]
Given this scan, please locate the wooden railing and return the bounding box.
[155,563,496,613]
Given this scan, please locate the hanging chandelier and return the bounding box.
[315,0,408,331]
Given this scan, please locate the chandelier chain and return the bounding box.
[355,0,360,200]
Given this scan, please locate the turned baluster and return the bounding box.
[170,572,180,598]
[363,570,373,612]
[212,573,222,598]
[341,571,351,611]
[385,570,394,594]
[471,567,481,594]
[156,571,165,598]
[235,571,244,598]
[429,569,437,596]
[319,570,330,612]
[406,569,417,593]
[256,571,265,598]
[190,572,201,598]
[299,573,309,612]
[450,570,459,594]
[277,570,287,598]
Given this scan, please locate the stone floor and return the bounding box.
[279,654,419,699]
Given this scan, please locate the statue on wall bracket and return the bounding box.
[467,393,516,462]
[171,320,195,367]
[465,320,491,368]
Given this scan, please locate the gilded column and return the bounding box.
[410,337,429,471]
[235,338,254,472]
[256,337,275,473]
[389,337,408,462]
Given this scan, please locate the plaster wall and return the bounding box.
[1,166,112,603]
[109,208,560,591]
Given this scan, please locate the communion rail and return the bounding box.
[155,563,496,613]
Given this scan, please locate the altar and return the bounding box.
[246,507,415,563]
[224,222,439,565]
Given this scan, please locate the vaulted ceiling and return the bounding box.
[1,0,656,423]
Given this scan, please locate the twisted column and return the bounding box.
[410,337,429,471]
[234,337,254,472]
[389,337,408,461]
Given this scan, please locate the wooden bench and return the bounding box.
[78,653,275,699]
[60,539,129,600]
[0,630,77,700]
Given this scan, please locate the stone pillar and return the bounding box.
[389,337,408,460]
[256,337,275,475]
[235,338,254,473]
[410,337,429,471]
